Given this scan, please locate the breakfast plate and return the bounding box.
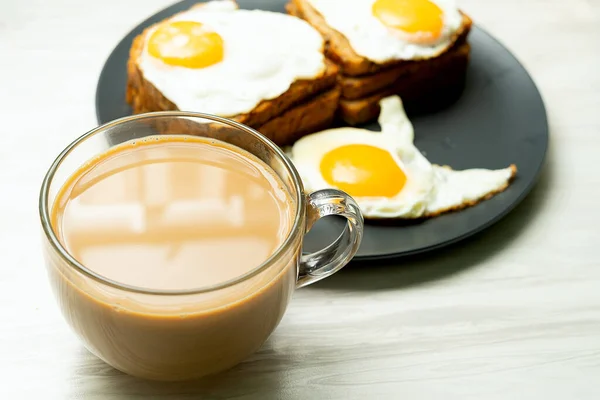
[95,0,548,260]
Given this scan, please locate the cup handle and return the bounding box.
[297,189,364,288]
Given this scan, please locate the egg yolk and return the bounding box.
[372,0,444,44]
[320,144,406,198]
[147,21,224,68]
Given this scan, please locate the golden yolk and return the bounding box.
[372,0,444,44]
[147,21,224,68]
[320,144,406,198]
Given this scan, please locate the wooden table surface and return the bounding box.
[1,0,599,398]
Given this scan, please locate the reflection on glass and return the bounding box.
[53,138,293,290]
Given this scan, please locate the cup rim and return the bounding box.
[39,111,306,296]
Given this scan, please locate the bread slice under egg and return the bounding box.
[286,0,472,77]
[338,42,471,125]
[125,3,340,146]
[287,0,473,124]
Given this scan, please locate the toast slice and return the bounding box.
[257,86,340,145]
[287,0,472,77]
[339,42,470,125]
[126,3,340,146]
[150,86,341,146]
[337,40,471,101]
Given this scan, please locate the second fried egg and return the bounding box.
[288,96,516,219]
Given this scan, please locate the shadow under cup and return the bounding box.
[39,112,363,381]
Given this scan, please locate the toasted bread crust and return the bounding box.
[126,20,339,144]
[288,0,472,77]
[257,86,341,145]
[146,86,341,147]
[337,41,470,101]
[338,42,470,125]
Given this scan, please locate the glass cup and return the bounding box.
[39,112,363,381]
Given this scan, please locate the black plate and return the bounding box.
[95,0,548,260]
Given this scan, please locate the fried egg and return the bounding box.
[139,0,326,117]
[307,0,464,62]
[288,96,516,219]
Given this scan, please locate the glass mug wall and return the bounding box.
[39,113,363,381]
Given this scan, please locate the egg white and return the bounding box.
[290,126,437,218]
[288,95,517,219]
[425,165,516,215]
[139,0,326,117]
[307,0,464,63]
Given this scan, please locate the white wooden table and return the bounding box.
[1,0,599,398]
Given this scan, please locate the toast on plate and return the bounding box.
[287,0,472,124]
[126,0,340,145]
